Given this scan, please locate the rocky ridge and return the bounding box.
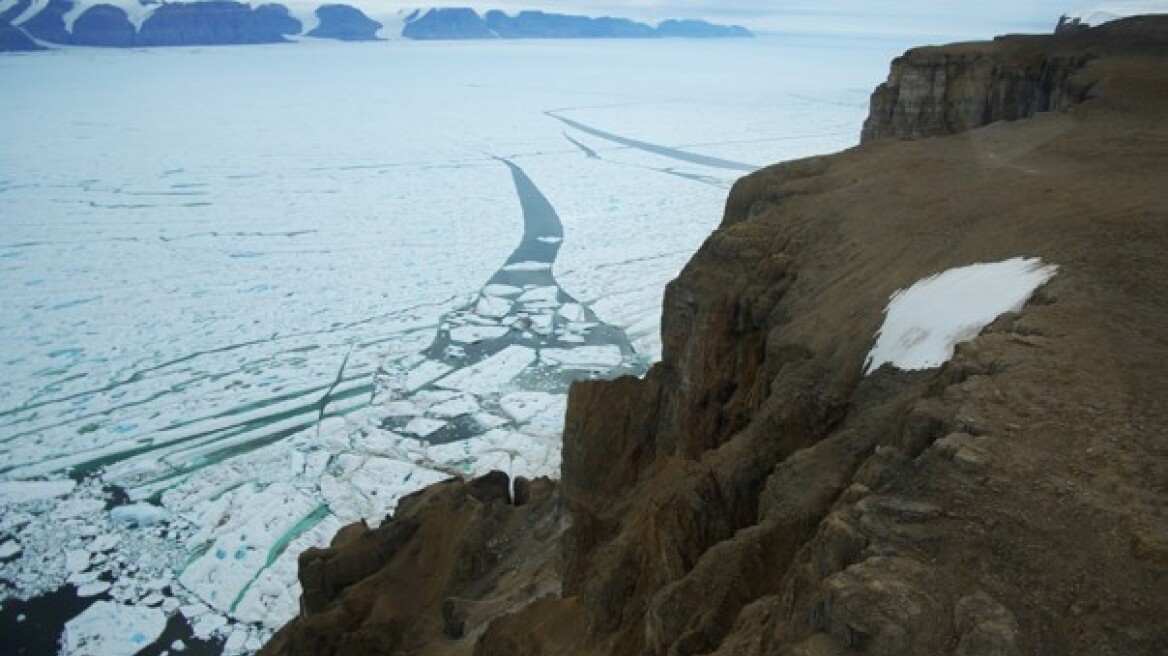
[261,16,1168,656]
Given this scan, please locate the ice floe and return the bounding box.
[0,479,77,504]
[63,601,166,656]
[865,257,1058,373]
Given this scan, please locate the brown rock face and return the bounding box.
[857,18,1168,142]
[262,16,1168,656]
[260,472,565,656]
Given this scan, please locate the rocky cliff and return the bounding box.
[858,19,1165,141]
[261,16,1168,656]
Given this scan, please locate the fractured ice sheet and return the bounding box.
[0,479,76,503]
[177,481,318,614]
[540,345,624,369]
[435,345,538,395]
[0,33,910,648]
[865,257,1058,373]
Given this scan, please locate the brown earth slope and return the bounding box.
[261,16,1168,656]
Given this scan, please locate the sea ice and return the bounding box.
[77,581,112,597]
[109,503,171,527]
[540,345,624,369]
[402,416,447,437]
[501,261,552,272]
[0,479,76,503]
[0,539,21,559]
[449,324,510,344]
[865,257,1058,373]
[557,303,589,323]
[499,392,561,424]
[435,345,537,395]
[474,295,513,318]
[62,601,166,656]
[65,549,91,574]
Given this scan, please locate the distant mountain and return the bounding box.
[0,2,751,51]
[403,8,752,40]
[306,4,383,41]
[0,17,45,51]
[135,2,301,47]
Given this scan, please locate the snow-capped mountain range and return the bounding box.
[0,0,752,51]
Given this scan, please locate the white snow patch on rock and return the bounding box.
[865,257,1057,374]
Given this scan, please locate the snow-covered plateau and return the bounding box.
[0,33,999,655]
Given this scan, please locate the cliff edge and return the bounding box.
[262,16,1168,656]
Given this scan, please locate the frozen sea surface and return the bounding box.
[0,35,921,652]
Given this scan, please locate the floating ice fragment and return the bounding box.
[427,395,481,418]
[62,601,166,656]
[0,539,21,559]
[483,284,522,297]
[500,392,562,423]
[449,324,510,344]
[224,626,250,654]
[0,479,76,503]
[558,303,588,323]
[536,236,563,244]
[474,295,513,318]
[110,503,170,527]
[517,286,558,303]
[192,613,227,639]
[865,257,1058,373]
[435,345,537,395]
[65,549,91,574]
[540,345,624,369]
[89,535,122,553]
[403,417,447,437]
[502,261,552,272]
[77,581,112,597]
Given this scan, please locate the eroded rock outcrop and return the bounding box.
[263,16,1168,656]
[261,472,564,655]
[855,19,1168,141]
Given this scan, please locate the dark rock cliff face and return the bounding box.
[402,8,494,40]
[856,22,1168,141]
[136,2,300,47]
[262,16,1168,656]
[71,5,136,48]
[17,0,71,43]
[306,5,382,41]
[0,18,44,51]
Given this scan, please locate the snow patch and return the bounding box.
[865,257,1058,374]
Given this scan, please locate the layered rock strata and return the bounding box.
[262,16,1168,656]
[855,20,1165,141]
